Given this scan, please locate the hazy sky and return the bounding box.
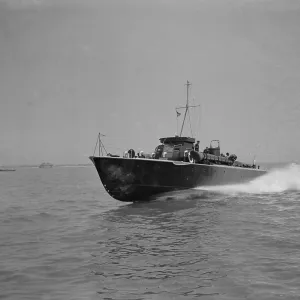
[1,0,300,165]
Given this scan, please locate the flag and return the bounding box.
[176,110,181,117]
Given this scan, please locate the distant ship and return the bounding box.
[0,167,16,171]
[39,162,53,168]
[90,81,267,202]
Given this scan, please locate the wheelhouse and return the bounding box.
[154,136,195,160]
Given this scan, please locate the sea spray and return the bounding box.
[195,163,300,194]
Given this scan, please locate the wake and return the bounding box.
[195,163,300,194]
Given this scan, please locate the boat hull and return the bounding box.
[90,156,266,202]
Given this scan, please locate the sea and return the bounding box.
[0,164,299,300]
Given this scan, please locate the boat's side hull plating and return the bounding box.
[90,156,266,202]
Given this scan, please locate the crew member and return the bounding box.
[184,150,189,162]
[195,141,200,152]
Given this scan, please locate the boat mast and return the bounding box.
[179,80,191,137]
[93,132,107,157]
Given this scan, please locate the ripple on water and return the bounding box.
[1,167,300,299]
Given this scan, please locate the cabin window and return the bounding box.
[173,144,182,151]
[163,144,174,153]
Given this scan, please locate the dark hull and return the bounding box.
[90,156,267,202]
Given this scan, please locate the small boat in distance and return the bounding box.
[90,81,267,202]
[39,162,53,168]
[0,167,16,171]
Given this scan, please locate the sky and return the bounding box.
[0,0,300,165]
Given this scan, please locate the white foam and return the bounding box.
[194,163,300,194]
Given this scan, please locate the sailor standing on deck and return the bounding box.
[194,141,200,152]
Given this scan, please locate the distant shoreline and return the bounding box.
[0,163,93,168]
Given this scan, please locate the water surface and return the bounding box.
[0,164,299,299]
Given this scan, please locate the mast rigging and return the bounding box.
[179,80,191,137]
